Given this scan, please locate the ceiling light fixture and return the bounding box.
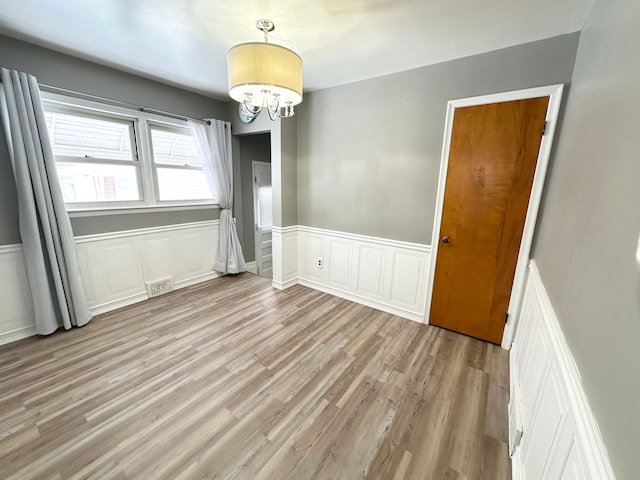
[227,19,303,122]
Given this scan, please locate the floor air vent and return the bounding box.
[146,277,174,298]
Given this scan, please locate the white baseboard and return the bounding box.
[174,271,220,290]
[90,271,221,316]
[90,293,149,316]
[297,278,425,323]
[245,261,257,274]
[272,227,298,289]
[0,221,224,345]
[296,226,430,323]
[76,220,219,315]
[0,326,37,346]
[510,260,615,479]
[272,278,299,290]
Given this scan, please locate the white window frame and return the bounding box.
[147,121,212,204]
[41,92,217,214]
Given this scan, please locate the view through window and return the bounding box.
[43,95,214,209]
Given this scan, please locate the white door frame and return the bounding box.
[423,84,564,349]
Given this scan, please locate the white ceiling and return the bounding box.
[0,0,595,100]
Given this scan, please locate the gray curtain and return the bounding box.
[188,119,246,274]
[0,68,92,335]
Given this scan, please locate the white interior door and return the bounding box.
[253,161,272,279]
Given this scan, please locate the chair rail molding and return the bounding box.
[272,225,431,323]
[75,220,221,315]
[510,260,615,480]
[0,220,225,346]
[272,226,298,290]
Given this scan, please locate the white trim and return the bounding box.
[173,271,220,290]
[89,293,149,316]
[511,449,524,480]
[0,244,36,345]
[41,91,216,211]
[297,225,431,253]
[271,227,297,290]
[525,262,615,479]
[68,203,218,218]
[511,261,615,479]
[245,261,257,274]
[294,225,431,322]
[88,265,220,316]
[272,278,299,290]
[0,244,23,255]
[74,220,219,243]
[0,326,37,346]
[297,278,425,323]
[423,84,565,350]
[272,225,298,235]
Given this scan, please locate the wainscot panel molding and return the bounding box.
[75,220,220,315]
[272,226,298,290]
[294,226,431,323]
[510,260,615,480]
[0,244,36,345]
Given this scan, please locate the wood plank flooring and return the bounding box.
[0,273,510,479]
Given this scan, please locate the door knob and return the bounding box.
[442,235,450,244]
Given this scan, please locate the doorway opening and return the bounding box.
[237,133,272,279]
[425,85,564,348]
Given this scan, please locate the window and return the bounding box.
[42,93,214,211]
[45,109,141,204]
[257,186,273,228]
[149,124,212,201]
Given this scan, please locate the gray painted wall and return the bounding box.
[296,33,580,244]
[0,35,229,120]
[280,117,298,227]
[532,1,640,478]
[70,209,220,236]
[0,34,228,245]
[238,133,271,263]
[229,105,297,230]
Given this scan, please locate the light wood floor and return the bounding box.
[0,273,510,479]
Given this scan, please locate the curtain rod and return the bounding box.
[39,84,211,125]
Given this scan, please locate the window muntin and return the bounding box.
[149,125,201,166]
[42,95,216,210]
[149,124,212,202]
[44,110,135,162]
[44,108,142,204]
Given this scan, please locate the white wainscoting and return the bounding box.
[272,226,299,290]
[292,226,431,323]
[75,220,220,315]
[510,261,615,480]
[0,244,36,345]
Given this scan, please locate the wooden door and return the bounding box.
[429,97,549,344]
[253,161,273,279]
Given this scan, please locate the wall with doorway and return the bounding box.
[296,33,580,244]
[238,133,271,262]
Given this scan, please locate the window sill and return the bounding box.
[67,203,220,218]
